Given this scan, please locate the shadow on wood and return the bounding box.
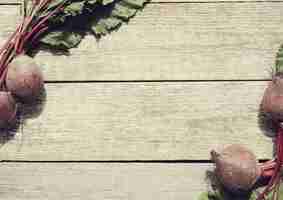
[0,86,46,148]
[19,86,47,120]
[203,170,254,200]
[257,105,276,157]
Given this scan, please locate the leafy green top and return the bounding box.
[275,44,283,74]
[37,0,148,49]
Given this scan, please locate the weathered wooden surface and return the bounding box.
[0,6,18,40]
[0,0,280,199]
[0,82,272,161]
[33,2,283,81]
[0,162,210,200]
[0,1,18,4]
[1,4,283,80]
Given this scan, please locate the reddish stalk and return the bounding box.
[0,0,67,89]
[23,3,64,46]
[29,26,49,47]
[256,126,283,200]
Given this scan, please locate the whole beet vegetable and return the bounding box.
[211,144,260,193]
[261,73,283,122]
[6,55,44,102]
[211,142,283,200]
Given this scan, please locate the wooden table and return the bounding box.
[0,0,277,199]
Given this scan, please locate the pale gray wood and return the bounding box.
[0,82,272,161]
[1,4,283,80]
[0,162,211,200]
[0,1,18,4]
[32,3,283,81]
[0,6,19,41]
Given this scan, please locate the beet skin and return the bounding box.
[261,74,283,122]
[6,55,44,102]
[211,144,260,193]
[0,91,17,127]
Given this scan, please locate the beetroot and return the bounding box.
[258,74,283,200]
[0,91,17,127]
[261,74,283,122]
[6,55,44,101]
[211,144,261,193]
[211,143,283,199]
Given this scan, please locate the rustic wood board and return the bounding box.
[32,2,283,81]
[0,1,18,4]
[0,6,19,40]
[0,2,283,81]
[1,4,283,81]
[0,2,276,199]
[0,162,211,200]
[0,81,272,161]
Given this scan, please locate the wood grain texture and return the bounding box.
[0,1,18,4]
[0,6,18,41]
[31,2,283,81]
[0,162,210,200]
[0,81,272,161]
[1,4,283,80]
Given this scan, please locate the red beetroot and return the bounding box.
[259,74,283,199]
[261,74,283,122]
[211,143,283,199]
[0,91,17,127]
[211,144,261,193]
[6,55,44,101]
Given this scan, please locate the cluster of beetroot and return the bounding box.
[211,74,283,199]
[0,0,68,128]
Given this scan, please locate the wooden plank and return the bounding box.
[0,1,18,4]
[0,162,210,200]
[0,6,18,41]
[1,4,283,80]
[31,2,283,81]
[0,81,273,161]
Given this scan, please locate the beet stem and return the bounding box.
[0,0,68,89]
[256,127,283,200]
